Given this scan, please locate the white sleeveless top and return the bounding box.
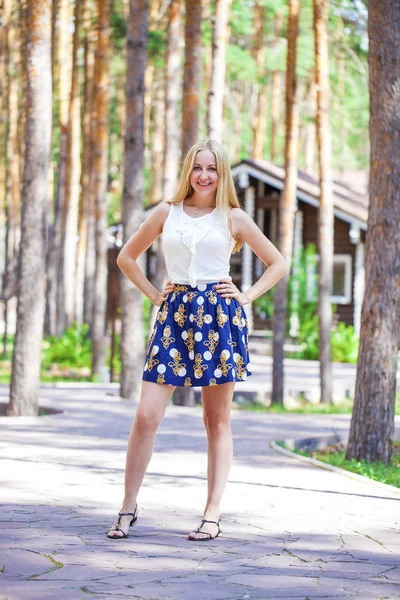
[161,201,236,287]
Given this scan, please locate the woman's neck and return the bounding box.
[185,191,217,207]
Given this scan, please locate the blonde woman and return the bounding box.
[107,139,288,541]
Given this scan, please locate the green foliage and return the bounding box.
[41,323,92,370]
[293,444,400,489]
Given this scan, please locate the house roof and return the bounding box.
[231,159,369,230]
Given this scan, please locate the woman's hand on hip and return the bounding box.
[153,280,174,306]
[214,278,250,306]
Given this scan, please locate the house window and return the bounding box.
[332,254,352,304]
[306,254,352,305]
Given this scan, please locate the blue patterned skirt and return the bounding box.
[142,282,252,387]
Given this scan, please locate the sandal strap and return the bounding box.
[194,518,221,533]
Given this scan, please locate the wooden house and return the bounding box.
[230,159,368,335]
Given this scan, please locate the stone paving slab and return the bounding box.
[0,384,399,600]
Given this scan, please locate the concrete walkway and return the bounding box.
[0,384,399,600]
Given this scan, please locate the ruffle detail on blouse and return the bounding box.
[176,211,213,286]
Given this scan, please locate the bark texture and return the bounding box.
[346,0,400,464]
[314,0,333,404]
[207,0,231,142]
[271,0,299,405]
[182,0,202,156]
[91,0,110,378]
[163,0,181,202]
[8,0,52,416]
[120,0,148,400]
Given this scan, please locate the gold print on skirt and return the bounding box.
[171,284,188,302]
[209,378,218,386]
[157,302,169,324]
[157,373,165,384]
[168,350,186,375]
[185,291,199,302]
[147,347,160,372]
[193,305,205,327]
[216,351,233,376]
[205,289,218,304]
[204,329,219,354]
[232,307,244,330]
[183,328,195,353]
[194,353,208,379]
[216,305,229,327]
[174,303,187,327]
[184,377,192,387]
[161,325,175,349]
[234,354,247,380]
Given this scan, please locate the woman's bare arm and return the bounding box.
[117,202,172,304]
[230,207,290,302]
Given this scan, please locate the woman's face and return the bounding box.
[189,150,219,197]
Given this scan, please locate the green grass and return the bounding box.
[238,394,400,416]
[285,441,400,489]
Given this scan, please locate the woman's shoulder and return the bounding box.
[229,205,252,237]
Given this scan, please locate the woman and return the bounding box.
[107,139,288,541]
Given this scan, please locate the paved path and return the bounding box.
[0,384,399,600]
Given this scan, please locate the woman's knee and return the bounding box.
[134,406,163,433]
[203,413,231,435]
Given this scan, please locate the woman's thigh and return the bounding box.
[201,382,235,427]
[135,381,176,429]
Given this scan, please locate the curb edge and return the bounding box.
[270,440,400,496]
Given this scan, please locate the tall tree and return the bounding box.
[270,10,284,163]
[251,1,267,160]
[91,0,110,378]
[62,0,81,329]
[314,0,333,404]
[346,0,400,464]
[271,0,300,405]
[163,0,181,202]
[8,0,52,416]
[75,0,95,324]
[3,0,21,353]
[181,0,202,156]
[207,0,231,142]
[120,0,148,400]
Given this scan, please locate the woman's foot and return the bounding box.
[187,516,221,541]
[107,505,138,539]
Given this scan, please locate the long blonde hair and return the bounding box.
[169,139,243,253]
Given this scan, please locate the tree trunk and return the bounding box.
[163,0,181,202]
[91,0,110,379]
[271,0,300,405]
[270,11,284,163]
[3,0,21,353]
[84,0,99,328]
[143,0,161,152]
[207,0,231,142]
[120,0,148,401]
[345,0,400,464]
[62,0,81,329]
[314,0,333,404]
[251,2,266,160]
[8,0,52,416]
[75,0,94,324]
[150,72,165,205]
[182,0,202,156]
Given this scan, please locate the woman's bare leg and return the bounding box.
[188,381,235,540]
[108,381,175,537]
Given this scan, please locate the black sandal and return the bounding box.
[107,505,138,539]
[188,518,222,541]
